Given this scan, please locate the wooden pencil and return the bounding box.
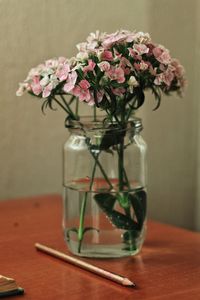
[35,243,135,287]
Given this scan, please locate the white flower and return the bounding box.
[139,61,149,71]
[128,76,139,87]
[98,61,110,72]
[40,67,54,77]
[76,42,87,52]
[50,74,59,88]
[16,82,30,96]
[128,76,139,93]
[134,32,151,44]
[76,51,89,61]
[40,76,49,87]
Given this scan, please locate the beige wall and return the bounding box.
[142,0,198,230]
[0,0,198,230]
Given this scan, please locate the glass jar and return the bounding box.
[62,117,147,258]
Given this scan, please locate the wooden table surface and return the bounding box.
[0,194,200,300]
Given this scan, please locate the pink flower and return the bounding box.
[119,57,133,68]
[118,57,132,75]
[113,48,122,58]
[152,47,162,57]
[124,68,131,75]
[128,48,142,60]
[163,69,174,86]
[88,90,104,105]
[106,67,125,83]
[154,68,174,87]
[79,79,90,89]
[101,50,113,61]
[153,46,171,64]
[56,63,70,81]
[102,31,127,48]
[133,44,149,55]
[128,48,136,57]
[42,83,53,98]
[159,64,166,72]
[149,66,157,76]
[139,61,149,71]
[98,61,110,72]
[72,79,91,102]
[31,76,42,96]
[171,59,185,78]
[83,60,96,73]
[63,71,77,93]
[134,63,141,71]
[72,86,91,102]
[154,74,163,85]
[111,87,126,96]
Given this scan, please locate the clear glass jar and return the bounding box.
[63,117,147,258]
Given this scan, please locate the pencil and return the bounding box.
[35,243,135,287]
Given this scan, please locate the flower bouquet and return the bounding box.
[17,30,186,257]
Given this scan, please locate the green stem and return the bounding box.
[60,94,78,120]
[77,153,99,253]
[78,192,88,253]
[118,139,124,191]
[89,153,99,190]
[93,106,97,122]
[126,106,133,122]
[68,95,76,105]
[116,146,131,190]
[123,168,131,189]
[89,149,113,190]
[75,98,79,116]
[52,96,71,114]
[117,124,133,246]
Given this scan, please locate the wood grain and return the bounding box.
[0,194,200,299]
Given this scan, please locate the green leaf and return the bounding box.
[94,193,116,213]
[135,88,145,109]
[107,210,139,230]
[129,190,147,229]
[123,230,140,243]
[151,86,161,110]
[99,125,125,150]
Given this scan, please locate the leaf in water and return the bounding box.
[117,193,129,209]
[129,190,147,229]
[123,229,140,243]
[66,227,78,241]
[107,210,139,230]
[99,125,125,150]
[83,227,100,234]
[94,193,116,213]
[123,230,138,251]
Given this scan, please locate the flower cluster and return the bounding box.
[17,30,186,117]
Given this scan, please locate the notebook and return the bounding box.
[0,275,24,298]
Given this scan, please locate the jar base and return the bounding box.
[65,239,142,258]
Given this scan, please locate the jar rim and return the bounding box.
[65,115,143,132]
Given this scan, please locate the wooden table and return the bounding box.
[0,194,200,300]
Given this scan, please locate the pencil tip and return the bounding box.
[123,278,136,287]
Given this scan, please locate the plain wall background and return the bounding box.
[0,0,199,230]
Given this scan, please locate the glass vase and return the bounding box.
[62,116,147,258]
